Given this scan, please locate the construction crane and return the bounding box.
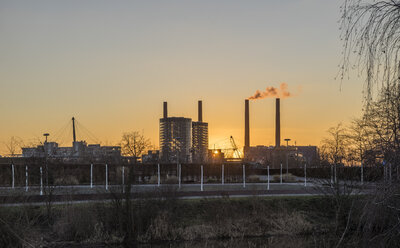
[230,136,241,159]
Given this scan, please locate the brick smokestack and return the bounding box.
[163,101,167,119]
[275,98,280,147]
[198,100,203,122]
[245,99,250,150]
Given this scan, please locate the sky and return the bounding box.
[0,0,364,155]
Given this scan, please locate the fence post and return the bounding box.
[334,164,337,184]
[304,163,307,187]
[40,166,43,195]
[90,163,93,188]
[157,163,160,187]
[122,166,125,193]
[25,165,28,192]
[201,165,204,192]
[280,163,283,184]
[243,164,246,188]
[361,163,364,185]
[331,165,333,186]
[11,164,15,189]
[389,163,392,182]
[105,164,108,191]
[267,166,270,190]
[178,164,181,189]
[221,164,224,185]
[286,153,289,180]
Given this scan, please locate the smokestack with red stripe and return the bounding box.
[275,98,280,147]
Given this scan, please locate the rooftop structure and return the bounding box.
[21,117,121,162]
[22,141,121,162]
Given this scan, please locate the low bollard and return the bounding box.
[221,164,224,185]
[201,165,204,192]
[267,166,270,190]
[178,164,181,189]
[25,165,29,192]
[11,164,15,189]
[157,163,160,187]
[105,164,108,191]
[304,163,307,187]
[90,164,93,188]
[40,166,43,195]
[122,166,125,193]
[243,164,246,188]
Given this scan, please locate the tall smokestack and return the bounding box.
[245,99,250,150]
[163,102,168,119]
[198,100,203,122]
[275,98,280,147]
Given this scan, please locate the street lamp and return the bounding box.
[284,138,291,147]
[43,133,49,143]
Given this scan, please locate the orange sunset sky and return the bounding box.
[0,1,364,155]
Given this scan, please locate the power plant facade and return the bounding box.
[243,98,318,167]
[16,98,317,166]
[192,101,209,163]
[159,101,209,163]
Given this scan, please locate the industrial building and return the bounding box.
[159,101,209,164]
[192,101,209,163]
[243,98,318,167]
[22,117,121,162]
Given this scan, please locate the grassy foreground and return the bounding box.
[0,195,343,247]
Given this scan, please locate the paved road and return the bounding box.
[0,180,372,206]
[0,182,313,195]
[0,182,321,205]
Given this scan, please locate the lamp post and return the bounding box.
[284,138,291,147]
[43,133,50,191]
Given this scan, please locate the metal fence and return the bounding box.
[0,162,397,189]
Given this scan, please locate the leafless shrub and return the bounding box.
[148,175,158,184]
[165,175,178,184]
[53,205,100,242]
[355,182,400,247]
[54,175,79,185]
[247,175,262,183]
[270,211,313,235]
[272,173,296,182]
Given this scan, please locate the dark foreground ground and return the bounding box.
[1,191,366,248]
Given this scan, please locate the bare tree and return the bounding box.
[347,117,371,166]
[361,85,400,166]
[3,136,24,157]
[120,131,151,159]
[336,2,400,245]
[321,123,349,166]
[340,0,400,101]
[318,124,362,246]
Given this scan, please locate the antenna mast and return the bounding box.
[72,117,76,143]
